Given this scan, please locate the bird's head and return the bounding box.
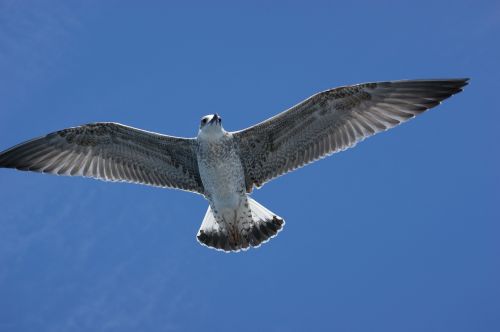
[197,114,225,139]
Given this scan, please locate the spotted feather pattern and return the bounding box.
[0,122,204,193]
[234,79,469,192]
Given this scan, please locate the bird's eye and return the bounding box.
[201,118,208,125]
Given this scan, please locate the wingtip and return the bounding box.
[455,77,470,87]
[429,77,470,87]
[451,78,470,94]
[428,78,470,93]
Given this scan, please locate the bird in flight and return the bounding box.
[0,79,468,252]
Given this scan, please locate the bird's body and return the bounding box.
[0,79,469,252]
[197,129,244,213]
[195,116,284,250]
[197,130,248,245]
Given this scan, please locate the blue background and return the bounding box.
[0,1,499,331]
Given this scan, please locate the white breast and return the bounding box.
[197,133,246,211]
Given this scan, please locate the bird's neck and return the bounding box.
[197,128,227,142]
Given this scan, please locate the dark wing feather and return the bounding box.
[0,122,204,194]
[234,79,469,192]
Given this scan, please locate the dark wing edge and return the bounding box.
[0,122,204,194]
[235,78,469,192]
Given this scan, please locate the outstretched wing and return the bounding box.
[235,79,468,192]
[0,122,204,194]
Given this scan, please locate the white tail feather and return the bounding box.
[196,198,285,252]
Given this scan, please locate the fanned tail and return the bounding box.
[196,198,285,253]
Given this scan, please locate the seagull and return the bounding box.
[0,79,468,252]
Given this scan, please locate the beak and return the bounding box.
[209,114,219,125]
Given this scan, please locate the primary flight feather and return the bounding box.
[0,78,469,252]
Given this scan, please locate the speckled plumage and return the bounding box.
[196,132,249,246]
[0,79,469,252]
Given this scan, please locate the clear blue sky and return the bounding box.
[0,1,498,331]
